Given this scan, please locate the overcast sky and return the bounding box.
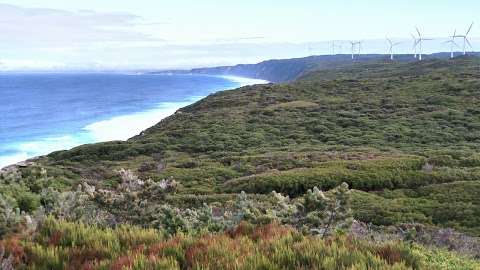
[0,0,478,70]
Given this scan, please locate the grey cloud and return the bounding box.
[0,4,160,45]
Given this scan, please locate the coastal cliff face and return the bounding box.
[2,56,480,269]
[157,55,395,82]
[155,52,480,83]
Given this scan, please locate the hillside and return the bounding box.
[153,52,479,83]
[2,56,480,269]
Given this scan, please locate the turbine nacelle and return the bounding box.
[386,38,402,60]
[414,27,434,61]
[454,22,474,55]
[348,41,363,60]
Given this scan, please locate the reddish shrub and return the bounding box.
[110,255,134,270]
[67,248,109,270]
[80,261,95,270]
[251,223,292,242]
[375,245,402,265]
[227,222,254,239]
[48,230,63,246]
[148,236,182,256]
[185,241,209,268]
[0,237,26,265]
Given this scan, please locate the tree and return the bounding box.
[0,195,22,237]
[301,182,353,238]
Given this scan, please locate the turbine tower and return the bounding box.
[415,27,433,61]
[454,22,474,55]
[444,30,459,59]
[349,41,356,59]
[349,41,361,60]
[386,38,402,60]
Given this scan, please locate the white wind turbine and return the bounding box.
[444,30,459,59]
[415,27,433,61]
[349,41,360,59]
[386,38,402,60]
[454,22,474,55]
[358,41,363,55]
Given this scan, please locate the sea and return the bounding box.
[0,73,267,168]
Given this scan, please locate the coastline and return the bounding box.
[0,75,269,169]
[83,76,269,142]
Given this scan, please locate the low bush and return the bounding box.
[3,220,479,270]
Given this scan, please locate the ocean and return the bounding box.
[0,73,267,168]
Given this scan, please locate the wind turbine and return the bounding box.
[386,38,402,60]
[444,30,459,58]
[415,27,433,61]
[454,22,474,55]
[349,41,361,60]
[349,41,356,59]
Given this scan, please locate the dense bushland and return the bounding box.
[2,57,480,268]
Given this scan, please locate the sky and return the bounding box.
[0,0,478,70]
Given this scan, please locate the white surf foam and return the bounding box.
[82,76,268,142]
[0,135,89,168]
[83,101,193,142]
[0,152,29,169]
[220,76,269,86]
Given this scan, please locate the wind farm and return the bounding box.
[304,22,477,61]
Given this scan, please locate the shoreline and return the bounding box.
[0,75,269,169]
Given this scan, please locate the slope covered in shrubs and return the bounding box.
[2,56,480,268]
[21,57,480,233]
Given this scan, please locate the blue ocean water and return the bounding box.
[0,73,266,167]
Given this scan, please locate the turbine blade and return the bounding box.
[412,40,418,49]
[466,38,473,49]
[416,27,421,37]
[466,22,474,36]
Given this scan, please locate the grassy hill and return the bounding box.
[2,56,480,269]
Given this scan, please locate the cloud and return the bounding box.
[0,4,160,46]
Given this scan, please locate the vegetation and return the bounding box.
[2,56,480,268]
[2,218,479,270]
